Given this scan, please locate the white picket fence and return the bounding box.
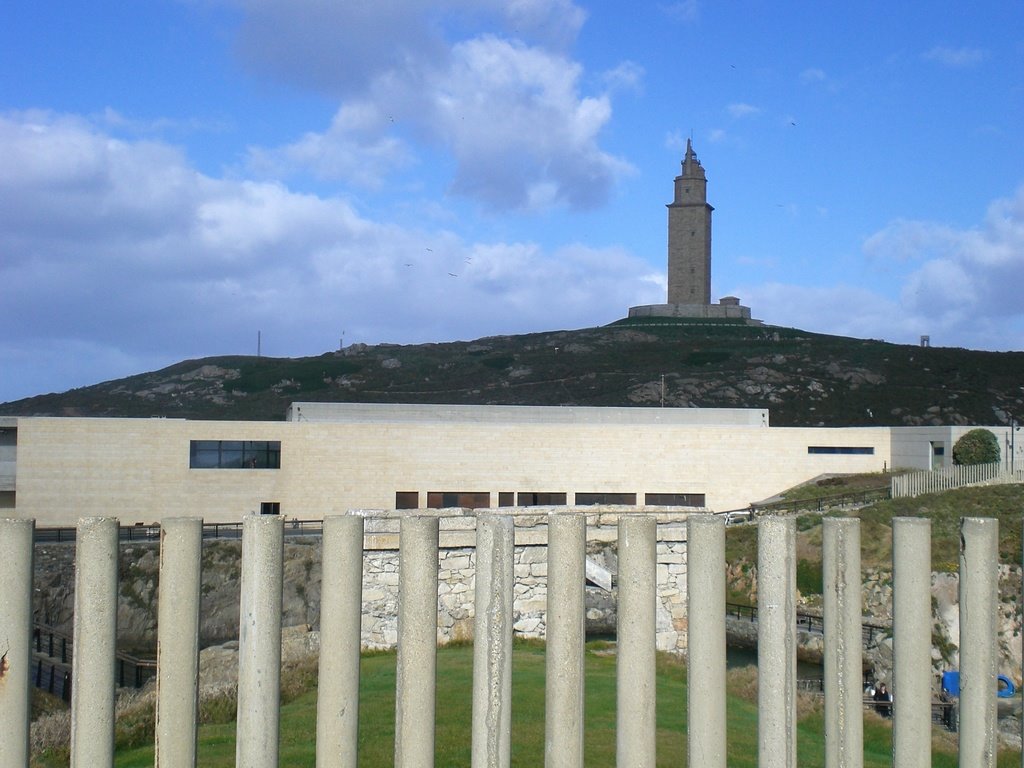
[891,461,1024,498]
[0,512,1010,767]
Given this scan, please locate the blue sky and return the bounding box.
[2,1,1022,404]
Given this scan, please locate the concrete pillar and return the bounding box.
[892,517,931,768]
[317,513,365,768]
[395,515,440,768]
[758,515,796,768]
[687,514,726,768]
[0,518,34,767]
[236,514,284,768]
[959,517,998,767]
[155,517,203,768]
[70,517,119,768]
[616,514,656,768]
[545,512,586,768]
[472,514,514,768]
[822,518,862,768]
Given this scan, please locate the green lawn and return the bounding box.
[109,642,1018,767]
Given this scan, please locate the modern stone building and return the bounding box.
[0,405,1008,525]
[629,140,758,323]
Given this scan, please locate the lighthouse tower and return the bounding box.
[667,139,712,305]
[627,141,759,324]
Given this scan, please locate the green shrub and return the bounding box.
[796,558,822,596]
[952,429,1000,465]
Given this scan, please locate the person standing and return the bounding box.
[873,681,892,717]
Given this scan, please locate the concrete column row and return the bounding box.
[1,512,1010,768]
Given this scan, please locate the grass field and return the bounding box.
[104,641,1019,767]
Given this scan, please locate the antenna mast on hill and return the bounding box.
[257,330,261,358]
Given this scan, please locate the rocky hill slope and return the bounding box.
[5,319,1023,427]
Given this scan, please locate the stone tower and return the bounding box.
[626,142,758,324]
[667,138,712,305]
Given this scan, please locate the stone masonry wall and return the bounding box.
[358,508,691,654]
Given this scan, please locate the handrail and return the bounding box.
[725,601,888,645]
[34,517,328,543]
[748,486,891,517]
[31,623,156,693]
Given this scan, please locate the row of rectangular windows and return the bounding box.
[807,446,875,455]
[396,491,706,510]
[188,441,873,469]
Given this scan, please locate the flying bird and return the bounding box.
[447,272,458,277]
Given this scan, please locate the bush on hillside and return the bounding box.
[952,429,1000,466]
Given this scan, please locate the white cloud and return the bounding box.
[741,186,1024,351]
[869,188,1024,320]
[661,1,699,23]
[922,46,988,68]
[738,283,907,340]
[247,103,413,188]
[664,131,686,152]
[726,102,760,119]
[227,2,627,211]
[799,67,838,91]
[0,110,658,402]
[434,36,632,210]
[256,34,632,211]
[95,107,231,137]
[602,61,645,94]
[500,0,588,49]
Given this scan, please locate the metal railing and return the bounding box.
[30,623,156,698]
[726,601,888,645]
[33,517,327,543]
[891,462,1024,498]
[748,485,891,516]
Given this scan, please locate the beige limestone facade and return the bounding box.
[4,403,1005,526]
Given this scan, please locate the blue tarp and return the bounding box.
[941,670,1016,698]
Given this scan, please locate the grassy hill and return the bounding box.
[4,319,1023,427]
